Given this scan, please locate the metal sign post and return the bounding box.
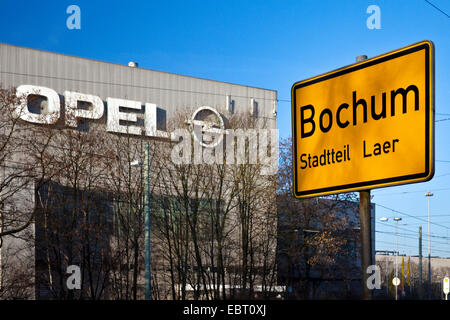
[360,190,372,300]
[444,277,449,300]
[393,276,401,300]
[356,55,372,300]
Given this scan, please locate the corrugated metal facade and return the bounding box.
[0,42,278,300]
[0,42,277,128]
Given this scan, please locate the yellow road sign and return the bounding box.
[291,41,434,198]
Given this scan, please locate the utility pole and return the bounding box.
[385,255,389,295]
[356,54,372,301]
[379,219,390,296]
[144,141,151,300]
[394,217,402,300]
[419,226,423,299]
[425,192,433,299]
[131,141,151,300]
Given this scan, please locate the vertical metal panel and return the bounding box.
[0,43,276,130]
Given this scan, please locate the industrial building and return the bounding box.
[0,43,278,299]
[277,197,376,299]
[0,42,381,300]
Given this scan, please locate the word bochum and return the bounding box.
[299,84,419,137]
[298,84,419,169]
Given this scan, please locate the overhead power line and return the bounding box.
[424,0,450,19]
[377,240,418,250]
[375,221,450,242]
[373,187,450,196]
[375,203,450,231]
[278,99,450,123]
[376,220,421,234]
[407,214,450,218]
[376,230,450,244]
[377,240,450,255]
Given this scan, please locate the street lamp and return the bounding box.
[393,217,402,300]
[131,160,143,167]
[132,141,151,300]
[425,192,433,299]
[379,217,389,295]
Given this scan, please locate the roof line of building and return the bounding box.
[0,42,277,94]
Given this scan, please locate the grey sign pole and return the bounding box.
[356,55,373,300]
[359,190,372,300]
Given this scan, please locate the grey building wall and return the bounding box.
[0,43,277,127]
[0,42,278,299]
[276,198,376,299]
[376,254,450,280]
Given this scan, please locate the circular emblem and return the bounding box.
[187,106,225,148]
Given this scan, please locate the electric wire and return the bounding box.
[424,0,450,19]
[376,221,444,238]
[376,203,450,230]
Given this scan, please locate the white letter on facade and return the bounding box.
[144,103,169,138]
[64,91,104,127]
[14,85,60,124]
[106,98,142,135]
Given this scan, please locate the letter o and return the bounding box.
[337,103,350,128]
[15,85,60,124]
[319,108,333,133]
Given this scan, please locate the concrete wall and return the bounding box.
[376,254,450,279]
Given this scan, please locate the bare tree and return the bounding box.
[0,86,59,299]
[104,132,148,300]
[0,87,46,239]
[151,110,279,300]
[277,137,359,299]
[32,122,112,300]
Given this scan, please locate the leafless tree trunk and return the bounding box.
[277,137,359,299]
[32,122,112,299]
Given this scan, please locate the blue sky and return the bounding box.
[1,0,450,258]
